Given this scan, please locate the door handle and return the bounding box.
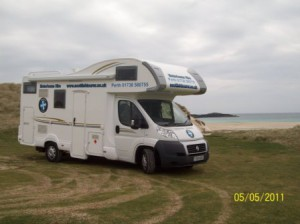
[115,125,120,134]
[73,117,76,125]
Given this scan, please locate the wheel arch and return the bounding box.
[44,140,58,149]
[135,145,161,166]
[44,134,59,149]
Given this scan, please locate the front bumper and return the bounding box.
[155,140,209,168]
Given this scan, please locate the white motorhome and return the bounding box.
[18,58,209,173]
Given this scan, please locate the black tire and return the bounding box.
[45,143,62,162]
[141,149,156,174]
[185,165,194,169]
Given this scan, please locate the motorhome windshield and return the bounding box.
[138,100,192,127]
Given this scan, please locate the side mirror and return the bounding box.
[131,119,149,129]
[131,120,139,129]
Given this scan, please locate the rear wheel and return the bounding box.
[141,149,156,174]
[45,143,62,162]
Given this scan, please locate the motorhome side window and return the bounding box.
[23,82,37,94]
[118,100,145,127]
[116,66,137,81]
[54,90,66,109]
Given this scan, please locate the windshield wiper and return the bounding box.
[158,121,192,127]
[166,122,188,127]
[183,118,192,125]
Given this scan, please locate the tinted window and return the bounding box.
[116,66,137,81]
[118,100,131,126]
[118,100,147,127]
[23,82,37,94]
[54,90,66,108]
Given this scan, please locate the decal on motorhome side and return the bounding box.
[34,117,101,128]
[111,82,149,88]
[38,98,48,113]
[40,83,107,89]
[40,84,62,88]
[168,74,198,90]
[66,83,106,88]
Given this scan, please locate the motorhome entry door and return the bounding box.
[71,91,88,159]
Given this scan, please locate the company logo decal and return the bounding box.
[39,98,48,113]
[186,130,194,138]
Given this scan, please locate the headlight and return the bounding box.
[157,126,178,140]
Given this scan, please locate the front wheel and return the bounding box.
[141,149,156,174]
[45,143,62,162]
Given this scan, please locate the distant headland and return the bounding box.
[192,112,239,118]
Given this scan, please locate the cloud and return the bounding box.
[0,0,299,112]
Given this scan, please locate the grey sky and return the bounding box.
[1,0,299,113]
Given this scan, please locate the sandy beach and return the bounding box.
[205,122,300,131]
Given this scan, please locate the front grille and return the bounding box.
[187,143,206,154]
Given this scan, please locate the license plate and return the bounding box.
[193,155,204,162]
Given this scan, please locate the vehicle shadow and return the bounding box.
[22,152,206,177]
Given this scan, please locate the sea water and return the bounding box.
[199,113,300,123]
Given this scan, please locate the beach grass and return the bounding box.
[0,83,20,130]
[218,126,300,150]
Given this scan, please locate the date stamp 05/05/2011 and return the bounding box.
[233,193,284,203]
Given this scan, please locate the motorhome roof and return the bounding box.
[24,58,207,95]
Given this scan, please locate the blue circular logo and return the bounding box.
[39,98,48,113]
[186,130,194,138]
